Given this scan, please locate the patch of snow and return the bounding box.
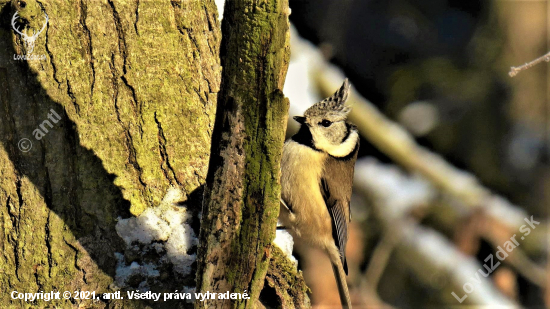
[274,227,297,267]
[113,252,160,290]
[114,187,199,288]
[215,0,224,20]
[183,286,196,303]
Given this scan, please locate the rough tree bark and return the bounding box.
[0,0,220,307]
[0,0,307,308]
[195,0,309,308]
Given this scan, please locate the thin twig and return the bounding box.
[509,51,550,77]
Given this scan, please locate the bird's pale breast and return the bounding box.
[280,140,335,249]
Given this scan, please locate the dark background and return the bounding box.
[287,0,549,307]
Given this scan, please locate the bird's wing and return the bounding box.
[320,142,359,275]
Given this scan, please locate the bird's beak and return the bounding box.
[293,116,306,124]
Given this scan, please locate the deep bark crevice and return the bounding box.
[0,0,307,307]
[78,0,95,98]
[0,1,220,307]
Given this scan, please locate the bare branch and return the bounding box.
[509,51,550,77]
[355,160,521,308]
[364,231,399,290]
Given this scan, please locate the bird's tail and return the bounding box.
[331,259,352,308]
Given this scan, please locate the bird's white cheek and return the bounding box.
[316,131,358,157]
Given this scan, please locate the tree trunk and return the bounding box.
[0,0,308,307]
[0,0,220,307]
[195,0,306,308]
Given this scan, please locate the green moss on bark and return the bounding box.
[196,0,291,308]
[0,0,220,307]
[262,246,311,308]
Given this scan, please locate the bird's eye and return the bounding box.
[320,119,332,127]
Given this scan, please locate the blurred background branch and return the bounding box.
[282,2,549,303]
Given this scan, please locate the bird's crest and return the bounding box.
[304,79,351,118]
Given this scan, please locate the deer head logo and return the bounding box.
[11,11,49,55]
